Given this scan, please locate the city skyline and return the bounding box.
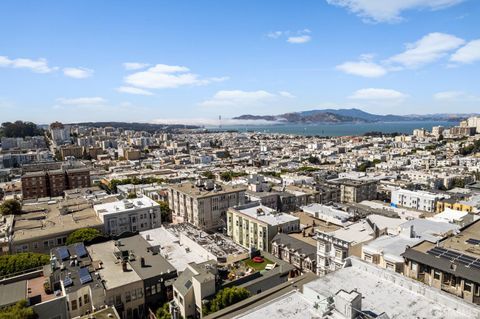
[1,0,479,123]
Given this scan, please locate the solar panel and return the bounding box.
[428,250,443,257]
[79,267,92,285]
[63,276,73,287]
[75,243,88,258]
[444,251,461,259]
[430,247,447,254]
[466,238,480,245]
[470,263,480,270]
[57,246,70,260]
[457,255,476,264]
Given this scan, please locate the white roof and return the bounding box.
[426,208,469,223]
[237,204,299,226]
[94,195,158,215]
[139,228,208,272]
[330,220,375,244]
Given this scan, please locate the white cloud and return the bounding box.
[0,55,57,73]
[267,31,283,39]
[287,35,312,44]
[123,62,150,70]
[336,60,387,77]
[124,64,227,89]
[349,88,408,100]
[268,29,312,43]
[326,0,465,23]
[116,86,154,96]
[434,91,480,101]
[63,67,94,79]
[388,32,465,68]
[278,91,296,98]
[57,97,107,106]
[450,39,480,64]
[200,90,275,107]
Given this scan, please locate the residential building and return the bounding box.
[94,195,162,235]
[168,180,246,231]
[227,202,300,252]
[402,219,480,305]
[271,233,316,273]
[391,188,445,212]
[328,178,377,203]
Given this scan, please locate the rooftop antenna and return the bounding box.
[219,115,222,129]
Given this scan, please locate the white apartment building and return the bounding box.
[227,202,300,252]
[391,188,445,212]
[168,180,246,231]
[94,195,162,235]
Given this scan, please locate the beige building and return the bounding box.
[403,219,480,305]
[168,180,246,231]
[227,202,300,252]
[329,178,377,203]
[12,198,103,254]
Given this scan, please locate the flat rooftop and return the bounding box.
[94,195,158,216]
[302,257,477,318]
[87,241,142,290]
[140,227,208,272]
[234,204,299,226]
[169,181,246,198]
[13,199,103,242]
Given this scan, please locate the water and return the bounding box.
[209,121,458,137]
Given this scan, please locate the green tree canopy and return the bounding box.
[204,286,250,315]
[0,253,50,277]
[1,121,43,138]
[66,228,102,245]
[155,302,171,319]
[0,199,21,216]
[0,300,37,319]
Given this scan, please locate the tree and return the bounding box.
[0,253,50,276]
[156,302,171,319]
[0,300,37,319]
[157,201,172,222]
[204,286,250,315]
[66,228,101,245]
[202,171,215,179]
[0,199,21,216]
[0,121,43,138]
[307,156,320,164]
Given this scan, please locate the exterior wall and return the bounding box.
[271,242,316,272]
[404,259,480,305]
[21,173,48,199]
[227,208,299,252]
[105,282,145,319]
[169,188,245,231]
[103,205,161,235]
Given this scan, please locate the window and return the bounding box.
[464,281,473,293]
[137,288,143,298]
[157,283,162,293]
[71,300,77,311]
[131,289,137,300]
[78,297,82,307]
[151,284,156,295]
[434,270,441,280]
[146,286,151,296]
[125,291,131,302]
[84,294,90,304]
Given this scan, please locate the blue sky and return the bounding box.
[0,0,479,124]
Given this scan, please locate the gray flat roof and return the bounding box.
[0,280,26,307]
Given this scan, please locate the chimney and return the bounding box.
[122,260,128,272]
[140,257,146,267]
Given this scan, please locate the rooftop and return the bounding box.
[94,195,158,216]
[87,241,142,290]
[13,199,103,243]
[233,203,299,226]
[168,181,246,198]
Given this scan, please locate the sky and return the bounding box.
[0,0,479,124]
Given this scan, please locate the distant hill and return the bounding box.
[233,108,475,123]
